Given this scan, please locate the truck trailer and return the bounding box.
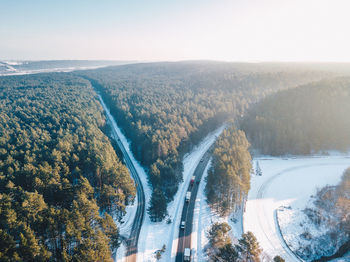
[185,192,191,202]
[184,248,191,261]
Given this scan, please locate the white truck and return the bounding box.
[184,248,191,261]
[185,191,191,202]
[180,221,186,229]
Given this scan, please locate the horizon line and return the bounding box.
[2,59,350,64]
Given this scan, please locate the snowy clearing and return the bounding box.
[244,156,350,261]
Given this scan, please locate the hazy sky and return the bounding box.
[1,0,350,61]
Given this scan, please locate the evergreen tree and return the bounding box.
[154,244,166,261]
[237,232,262,262]
[216,244,239,262]
[206,128,252,216]
[274,255,286,262]
[207,222,232,249]
[207,224,263,262]
[148,189,168,222]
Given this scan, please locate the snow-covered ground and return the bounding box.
[116,243,127,262]
[277,198,345,261]
[244,156,350,261]
[117,198,138,239]
[136,125,225,262]
[192,159,244,262]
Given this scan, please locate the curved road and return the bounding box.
[254,166,307,262]
[97,94,145,262]
[252,162,349,262]
[175,148,213,262]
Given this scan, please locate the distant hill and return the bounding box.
[240,77,350,155]
[0,60,134,76]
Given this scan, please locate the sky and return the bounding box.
[1,0,350,62]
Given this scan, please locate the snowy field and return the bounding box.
[244,156,350,261]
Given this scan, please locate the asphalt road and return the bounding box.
[175,148,213,262]
[98,94,145,262]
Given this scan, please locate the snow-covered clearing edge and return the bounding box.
[244,156,350,261]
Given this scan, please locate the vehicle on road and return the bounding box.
[184,248,191,261]
[180,221,185,229]
[190,176,195,186]
[185,192,191,202]
[200,158,204,162]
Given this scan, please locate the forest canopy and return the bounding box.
[240,77,350,156]
[206,127,252,216]
[0,74,135,261]
[78,61,328,219]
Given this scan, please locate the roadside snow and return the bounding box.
[244,156,350,261]
[98,95,152,262]
[192,159,244,262]
[102,94,152,202]
[115,243,127,262]
[115,198,138,238]
[136,125,225,262]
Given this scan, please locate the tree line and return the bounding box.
[206,222,263,262]
[206,127,252,216]
[206,222,287,261]
[0,73,135,261]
